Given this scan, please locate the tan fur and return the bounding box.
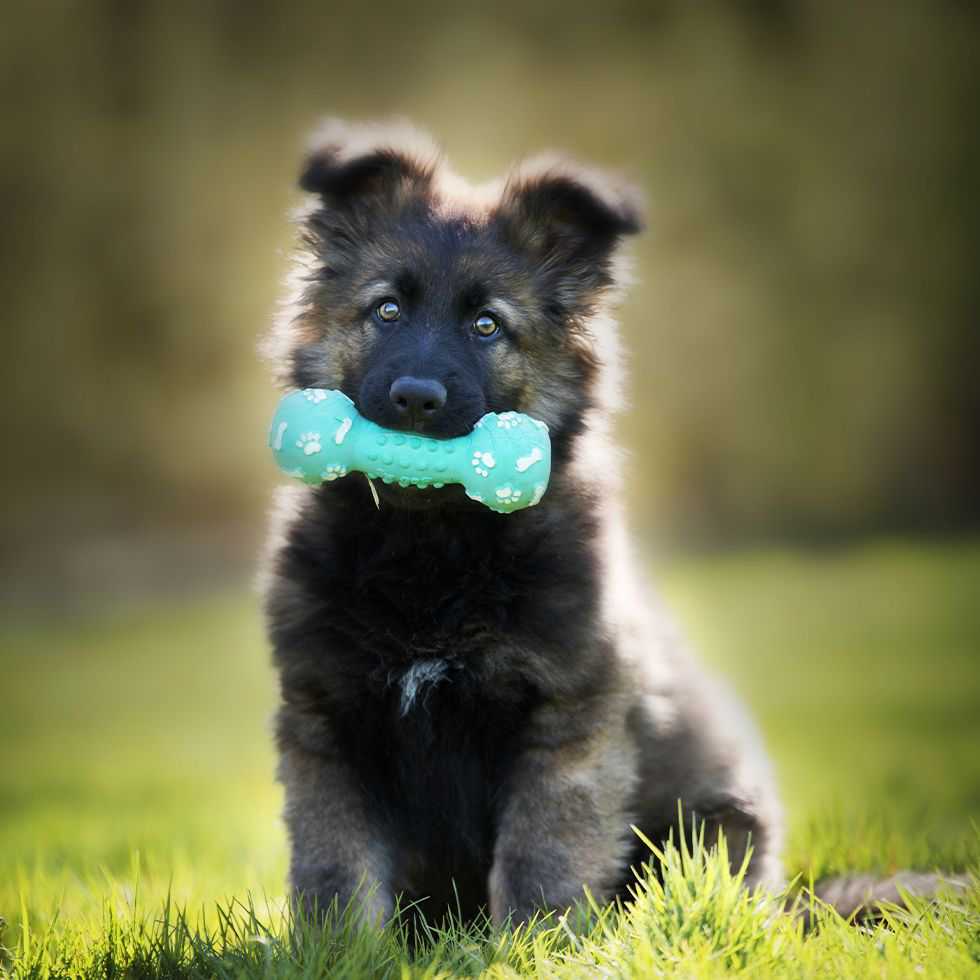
[489,691,640,923]
[278,717,394,926]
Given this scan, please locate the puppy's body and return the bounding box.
[264,121,783,926]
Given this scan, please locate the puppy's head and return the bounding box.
[266,119,642,500]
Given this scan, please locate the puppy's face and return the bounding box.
[301,207,528,441]
[271,121,641,500]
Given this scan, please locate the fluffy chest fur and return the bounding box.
[269,479,602,682]
[332,660,531,869]
[267,479,606,869]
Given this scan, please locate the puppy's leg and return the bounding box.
[488,698,638,927]
[278,719,393,928]
[686,799,784,891]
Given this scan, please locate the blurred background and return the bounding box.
[1,0,978,930]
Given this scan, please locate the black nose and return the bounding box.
[388,376,447,427]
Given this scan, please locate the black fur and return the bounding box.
[270,475,608,919]
[265,121,784,929]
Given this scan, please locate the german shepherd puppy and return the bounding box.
[262,119,785,928]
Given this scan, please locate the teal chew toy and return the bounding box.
[268,389,552,514]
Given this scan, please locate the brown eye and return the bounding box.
[473,313,499,338]
[377,299,400,322]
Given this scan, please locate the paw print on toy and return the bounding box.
[302,389,328,404]
[495,412,522,430]
[471,450,496,478]
[295,432,322,456]
[321,464,347,481]
[495,485,522,505]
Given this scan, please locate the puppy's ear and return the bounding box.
[498,155,643,294]
[299,118,442,207]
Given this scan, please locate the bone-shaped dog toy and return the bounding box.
[268,389,551,513]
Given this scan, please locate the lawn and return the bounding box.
[2,537,978,977]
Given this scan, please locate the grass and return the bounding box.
[1,536,979,977]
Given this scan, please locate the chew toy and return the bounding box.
[268,389,551,513]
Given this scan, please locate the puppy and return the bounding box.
[262,119,783,928]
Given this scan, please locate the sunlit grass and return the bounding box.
[2,538,979,976]
[4,832,977,979]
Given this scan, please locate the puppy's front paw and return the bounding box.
[291,872,393,932]
[488,855,583,929]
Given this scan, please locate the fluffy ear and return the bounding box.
[498,154,643,274]
[298,118,443,205]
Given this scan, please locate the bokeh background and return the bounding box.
[1,0,978,933]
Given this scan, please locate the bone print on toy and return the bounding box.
[515,447,543,473]
[334,417,353,444]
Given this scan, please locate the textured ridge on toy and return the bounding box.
[268,389,551,514]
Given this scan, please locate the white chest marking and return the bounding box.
[399,659,449,715]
